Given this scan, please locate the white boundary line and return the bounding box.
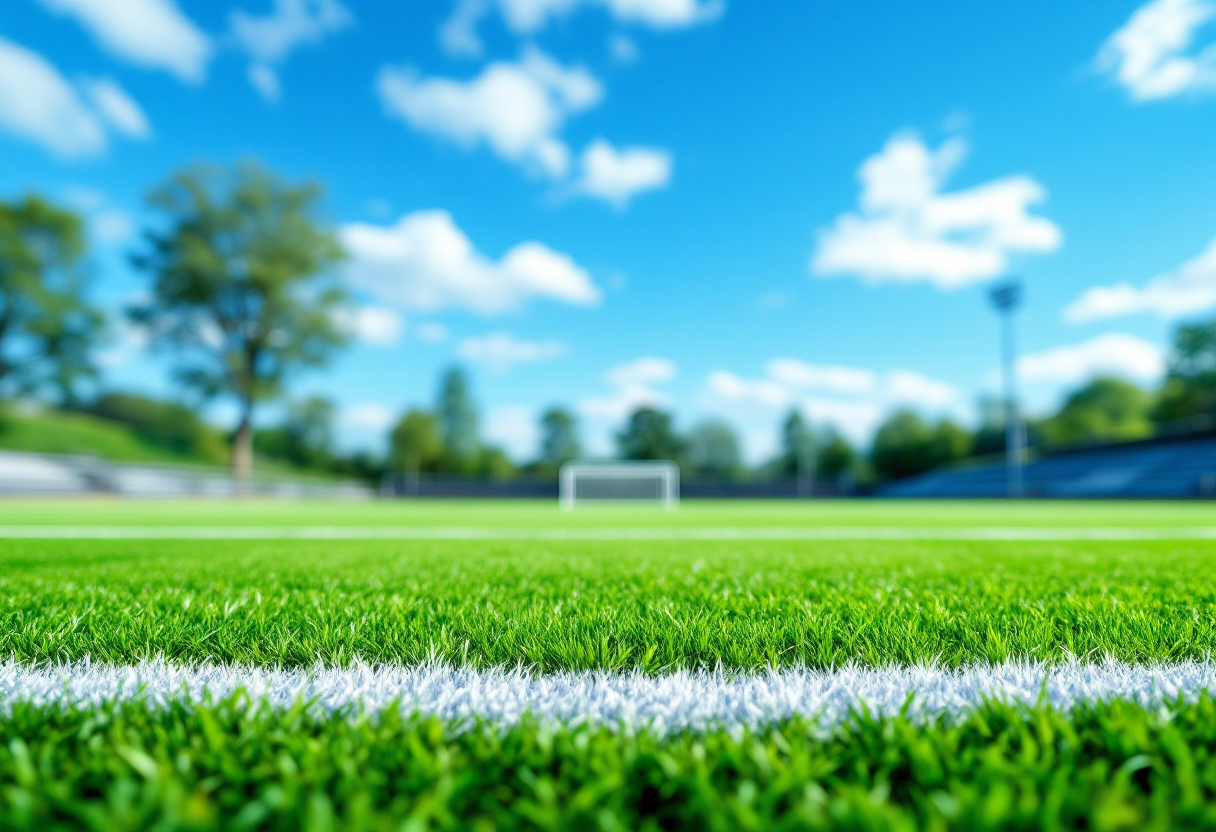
[1,525,1216,540]
[2,659,1214,731]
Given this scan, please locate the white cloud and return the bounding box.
[440,0,488,57]
[705,361,960,443]
[97,318,149,368]
[581,356,676,422]
[334,305,403,347]
[497,0,722,32]
[606,356,677,388]
[63,188,135,244]
[609,35,639,63]
[340,402,395,432]
[812,132,1062,289]
[800,399,885,444]
[247,65,281,102]
[92,209,135,244]
[0,38,106,158]
[1065,237,1216,323]
[231,0,353,101]
[377,48,602,179]
[1097,0,1216,101]
[1016,334,1166,387]
[885,370,959,409]
[484,404,538,459]
[81,77,150,139]
[341,210,601,315]
[458,332,565,372]
[416,322,450,343]
[36,0,211,83]
[765,359,876,394]
[706,370,790,408]
[573,140,672,207]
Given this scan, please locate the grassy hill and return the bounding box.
[0,407,343,481]
[0,407,216,466]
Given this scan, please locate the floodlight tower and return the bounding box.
[989,279,1024,499]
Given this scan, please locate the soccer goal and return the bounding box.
[559,461,680,510]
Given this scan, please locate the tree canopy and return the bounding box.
[0,195,103,406]
[617,407,683,461]
[539,407,581,469]
[131,162,347,478]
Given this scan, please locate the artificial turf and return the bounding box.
[4,692,1216,831]
[5,499,1216,831]
[1,498,1215,528]
[4,534,1216,669]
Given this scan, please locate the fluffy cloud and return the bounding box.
[0,38,106,158]
[1016,334,1166,387]
[457,332,565,372]
[81,77,150,139]
[64,187,135,244]
[483,404,539,460]
[439,0,488,57]
[812,132,1062,289]
[885,370,959,409]
[378,48,601,179]
[498,0,722,32]
[340,402,395,432]
[333,305,403,347]
[1065,237,1216,323]
[574,140,672,207]
[416,322,450,343]
[606,356,677,388]
[36,0,211,83]
[440,0,720,55]
[581,356,676,422]
[706,361,960,442]
[341,210,601,315]
[1097,0,1216,101]
[765,358,876,394]
[231,0,353,102]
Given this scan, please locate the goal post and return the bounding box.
[559,461,680,510]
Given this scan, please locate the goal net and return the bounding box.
[559,461,680,510]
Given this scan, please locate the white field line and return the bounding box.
[2,659,1215,731]
[1,525,1216,540]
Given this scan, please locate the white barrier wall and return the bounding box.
[0,451,372,499]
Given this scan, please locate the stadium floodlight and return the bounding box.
[559,461,680,510]
[989,278,1024,499]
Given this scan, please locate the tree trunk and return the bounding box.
[232,405,254,483]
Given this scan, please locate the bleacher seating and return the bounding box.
[0,451,372,499]
[881,435,1216,498]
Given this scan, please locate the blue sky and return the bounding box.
[1,0,1214,460]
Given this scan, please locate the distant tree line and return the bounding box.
[4,160,1216,486]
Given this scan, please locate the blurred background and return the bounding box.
[0,0,1213,499]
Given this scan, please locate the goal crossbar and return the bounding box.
[559,461,680,510]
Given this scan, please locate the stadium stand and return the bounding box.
[0,450,372,498]
[881,433,1216,499]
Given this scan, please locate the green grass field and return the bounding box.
[3,498,1216,830]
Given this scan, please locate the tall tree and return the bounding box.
[1043,377,1152,446]
[685,419,742,477]
[0,195,103,406]
[779,409,817,490]
[816,429,857,480]
[616,406,683,461]
[436,366,479,473]
[390,409,445,485]
[256,395,336,468]
[131,162,347,478]
[1154,319,1216,426]
[871,410,970,481]
[538,406,580,468]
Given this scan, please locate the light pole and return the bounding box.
[989,279,1024,499]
